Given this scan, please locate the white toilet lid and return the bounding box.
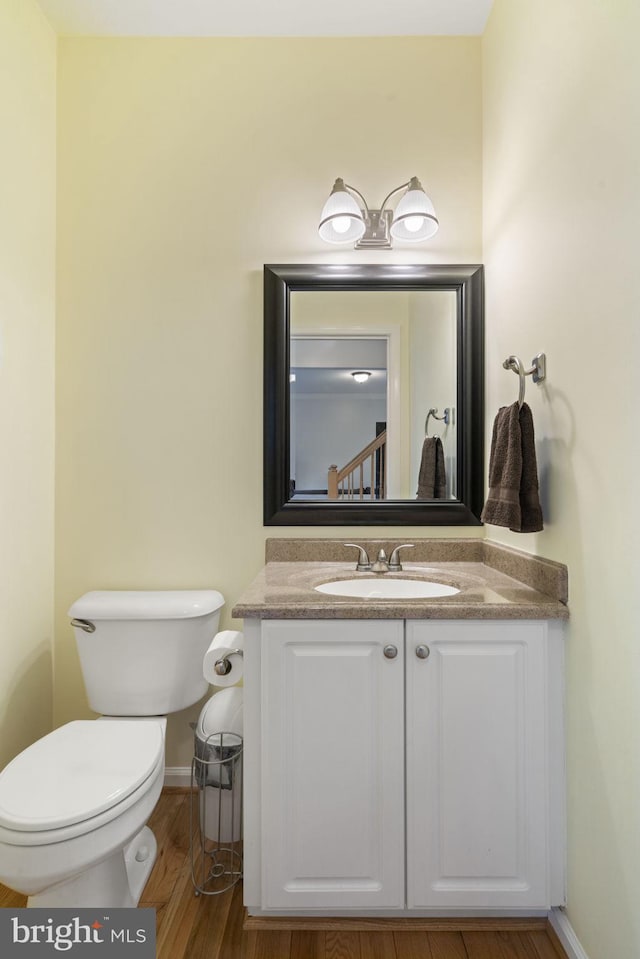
[0,721,163,832]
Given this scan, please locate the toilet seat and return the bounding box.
[0,721,163,843]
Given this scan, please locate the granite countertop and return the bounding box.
[231,540,569,621]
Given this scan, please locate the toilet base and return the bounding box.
[27,827,158,909]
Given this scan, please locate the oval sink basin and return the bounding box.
[315,579,460,599]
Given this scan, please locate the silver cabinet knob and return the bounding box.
[415,644,430,660]
[383,644,398,659]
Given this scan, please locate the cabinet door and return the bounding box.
[261,619,405,910]
[406,620,550,909]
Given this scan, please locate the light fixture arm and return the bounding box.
[340,180,372,220]
[378,179,412,219]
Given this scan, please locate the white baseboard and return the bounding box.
[164,766,192,788]
[549,908,590,959]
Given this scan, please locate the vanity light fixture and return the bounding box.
[350,370,372,384]
[318,176,439,249]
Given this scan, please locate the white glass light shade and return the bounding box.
[390,183,439,241]
[351,370,371,383]
[318,188,366,244]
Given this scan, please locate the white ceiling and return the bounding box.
[291,369,387,396]
[35,0,494,37]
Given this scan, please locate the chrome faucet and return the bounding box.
[344,543,415,574]
[371,549,392,573]
[344,544,372,571]
[388,543,415,571]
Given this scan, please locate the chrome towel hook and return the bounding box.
[502,353,546,408]
[425,407,450,435]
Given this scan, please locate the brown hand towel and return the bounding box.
[481,402,522,529]
[517,403,544,532]
[434,438,446,499]
[417,436,446,499]
[481,401,543,532]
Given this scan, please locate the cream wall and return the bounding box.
[483,2,640,956]
[0,0,56,768]
[55,38,483,765]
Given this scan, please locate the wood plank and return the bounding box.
[290,930,326,959]
[215,883,246,959]
[463,931,511,959]
[182,886,237,959]
[510,933,542,959]
[141,792,192,902]
[0,885,27,908]
[146,790,188,836]
[252,931,292,959]
[393,930,433,959]
[531,929,569,959]
[326,931,362,959]
[155,865,211,959]
[360,931,397,959]
[428,932,468,959]
[242,930,260,959]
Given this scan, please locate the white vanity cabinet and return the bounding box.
[243,617,565,915]
[406,620,565,910]
[257,620,405,910]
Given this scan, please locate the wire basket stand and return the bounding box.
[190,727,243,896]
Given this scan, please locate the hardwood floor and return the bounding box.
[0,789,569,959]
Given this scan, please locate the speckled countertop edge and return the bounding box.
[232,540,569,621]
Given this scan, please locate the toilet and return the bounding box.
[0,588,224,908]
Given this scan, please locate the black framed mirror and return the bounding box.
[264,263,484,525]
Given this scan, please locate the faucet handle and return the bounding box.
[344,543,372,571]
[388,544,415,571]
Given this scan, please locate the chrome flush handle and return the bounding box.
[70,618,96,634]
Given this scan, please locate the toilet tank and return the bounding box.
[68,590,225,716]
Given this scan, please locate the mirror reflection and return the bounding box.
[289,291,457,503]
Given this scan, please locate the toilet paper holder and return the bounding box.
[190,727,243,896]
[214,648,244,677]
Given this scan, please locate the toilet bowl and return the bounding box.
[0,719,165,907]
[0,589,225,907]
